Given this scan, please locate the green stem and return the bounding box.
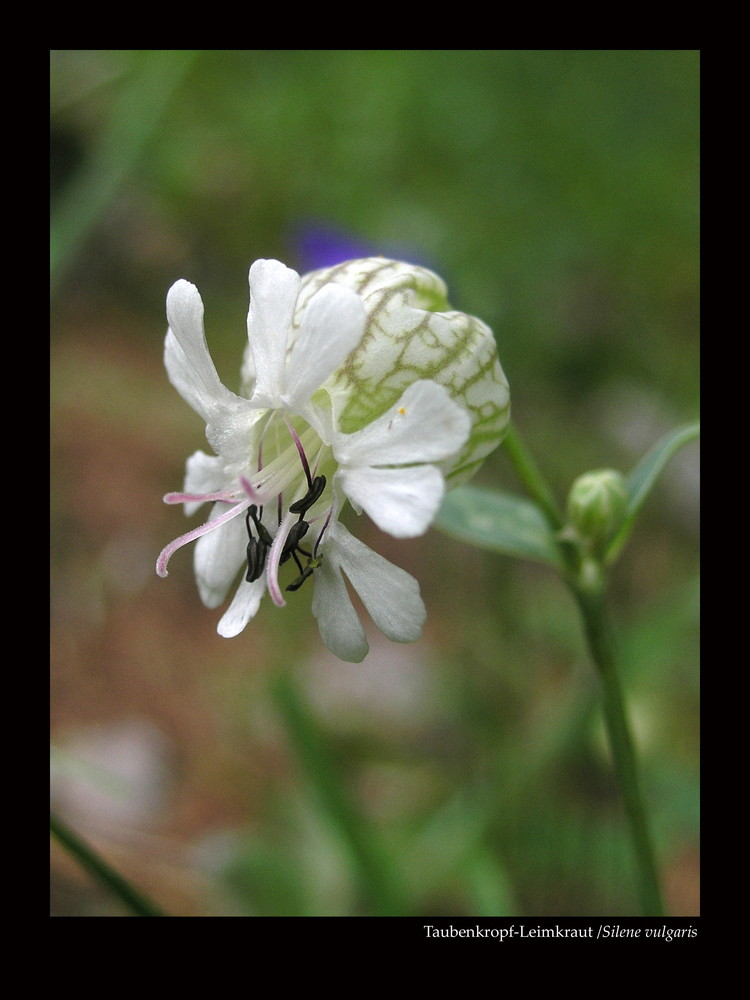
[50,812,166,917]
[573,580,664,916]
[501,424,566,532]
[501,423,664,916]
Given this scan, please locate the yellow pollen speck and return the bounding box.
[398,407,406,415]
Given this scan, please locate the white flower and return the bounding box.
[156,258,473,660]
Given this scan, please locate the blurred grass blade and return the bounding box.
[50,812,166,917]
[50,50,197,293]
[435,484,564,568]
[270,670,410,916]
[605,421,700,563]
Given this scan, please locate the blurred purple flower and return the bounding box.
[290,220,435,274]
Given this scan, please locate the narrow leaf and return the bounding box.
[605,421,700,563]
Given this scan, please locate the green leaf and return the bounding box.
[435,485,564,568]
[605,421,700,563]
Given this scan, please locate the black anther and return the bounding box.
[280,520,311,573]
[286,556,323,592]
[289,475,327,515]
[245,505,273,582]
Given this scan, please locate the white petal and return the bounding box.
[164,330,211,422]
[247,259,301,403]
[337,465,445,537]
[327,522,426,644]
[182,451,228,515]
[217,577,266,637]
[334,380,471,467]
[285,284,366,405]
[165,280,240,420]
[194,502,248,608]
[311,556,369,663]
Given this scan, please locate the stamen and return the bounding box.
[164,489,241,505]
[265,509,297,607]
[289,475,327,515]
[238,433,317,507]
[255,409,278,473]
[314,507,333,557]
[156,497,251,577]
[239,475,264,505]
[285,415,313,489]
[158,410,332,607]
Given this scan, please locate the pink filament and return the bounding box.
[238,476,264,504]
[265,509,297,607]
[156,497,250,577]
[284,416,312,488]
[164,489,240,505]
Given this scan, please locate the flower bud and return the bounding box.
[566,468,628,552]
[293,258,510,488]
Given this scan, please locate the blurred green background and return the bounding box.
[50,50,699,917]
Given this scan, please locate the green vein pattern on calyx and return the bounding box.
[296,258,510,489]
